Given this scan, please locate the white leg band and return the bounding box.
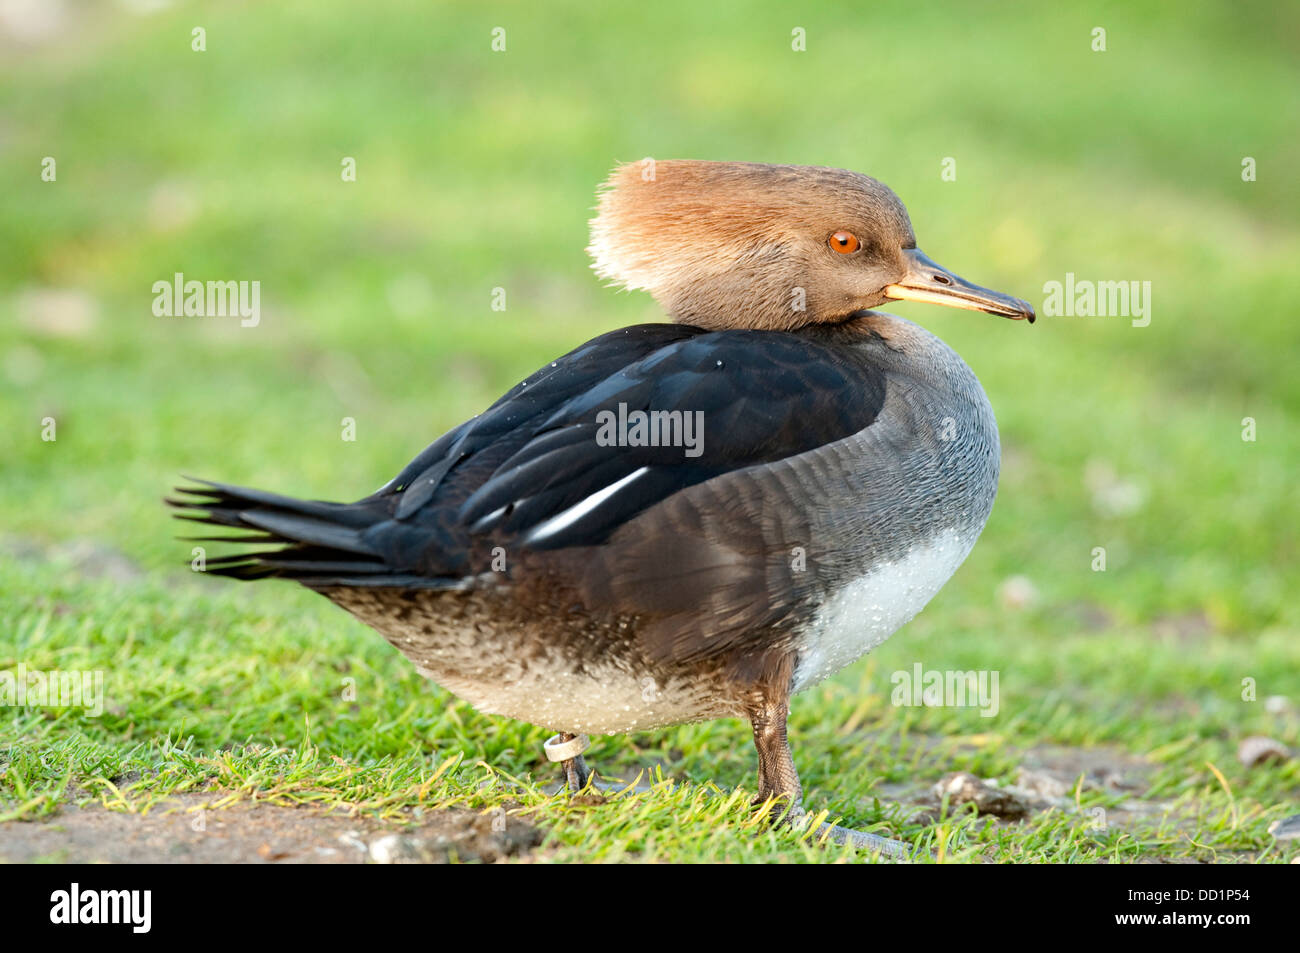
[544,733,591,762]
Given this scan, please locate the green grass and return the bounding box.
[1,0,1297,862]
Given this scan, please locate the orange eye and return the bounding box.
[829,230,860,254]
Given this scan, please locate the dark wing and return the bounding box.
[171,323,886,607]
[446,327,886,552]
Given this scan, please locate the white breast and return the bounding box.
[791,530,977,692]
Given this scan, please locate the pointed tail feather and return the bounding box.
[167,478,460,589]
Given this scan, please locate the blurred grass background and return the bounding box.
[0,0,1297,861]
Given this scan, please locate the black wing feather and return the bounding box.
[171,322,886,583]
[452,328,885,549]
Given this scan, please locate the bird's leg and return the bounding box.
[750,695,802,818]
[748,695,910,858]
[544,732,593,793]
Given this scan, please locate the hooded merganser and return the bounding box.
[171,161,1034,854]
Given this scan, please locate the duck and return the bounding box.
[170,160,1034,854]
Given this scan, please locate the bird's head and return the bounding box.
[588,160,1034,331]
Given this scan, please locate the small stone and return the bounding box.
[369,834,434,864]
[1264,696,1291,715]
[1268,816,1300,842]
[336,831,367,853]
[1016,767,1069,799]
[997,575,1038,611]
[1238,736,1290,768]
[17,287,99,338]
[0,0,68,44]
[934,771,1029,819]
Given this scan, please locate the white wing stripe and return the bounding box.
[522,467,650,544]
